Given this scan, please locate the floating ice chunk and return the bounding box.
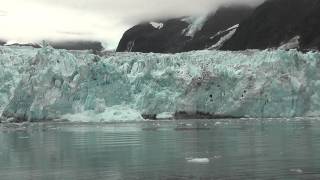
[290,169,303,173]
[18,136,30,139]
[214,122,222,126]
[186,158,210,164]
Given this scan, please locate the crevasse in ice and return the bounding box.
[0,46,320,122]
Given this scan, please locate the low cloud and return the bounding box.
[0,0,265,49]
[56,31,94,36]
[0,10,8,16]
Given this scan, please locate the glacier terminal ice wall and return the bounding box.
[0,46,320,122]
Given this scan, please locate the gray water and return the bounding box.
[1,118,320,180]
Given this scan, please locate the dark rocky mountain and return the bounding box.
[116,5,254,53]
[0,40,5,46]
[221,0,320,51]
[117,0,320,52]
[117,18,189,53]
[183,6,254,51]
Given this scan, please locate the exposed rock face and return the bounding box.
[183,6,254,51]
[116,18,190,53]
[116,5,253,53]
[0,40,5,46]
[221,0,320,51]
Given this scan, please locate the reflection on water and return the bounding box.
[1,118,320,180]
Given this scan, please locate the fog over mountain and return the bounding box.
[0,0,265,49]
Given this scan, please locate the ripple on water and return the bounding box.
[1,118,320,180]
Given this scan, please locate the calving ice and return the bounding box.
[0,46,320,122]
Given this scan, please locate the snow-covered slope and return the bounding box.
[208,24,239,50]
[150,22,164,29]
[182,15,208,37]
[1,46,320,122]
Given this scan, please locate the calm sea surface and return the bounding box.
[1,118,320,180]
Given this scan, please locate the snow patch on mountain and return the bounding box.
[209,25,239,49]
[208,24,239,50]
[226,24,239,31]
[150,22,164,29]
[279,36,300,50]
[210,24,239,40]
[125,40,135,52]
[182,15,208,37]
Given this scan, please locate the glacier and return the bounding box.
[0,45,320,122]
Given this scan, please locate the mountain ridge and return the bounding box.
[117,0,320,52]
[116,5,254,53]
[221,0,320,51]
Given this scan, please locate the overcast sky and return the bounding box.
[0,0,264,49]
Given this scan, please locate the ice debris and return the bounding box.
[186,158,210,164]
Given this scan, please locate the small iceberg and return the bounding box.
[186,158,210,164]
[142,122,161,131]
[290,169,303,173]
[175,122,210,131]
